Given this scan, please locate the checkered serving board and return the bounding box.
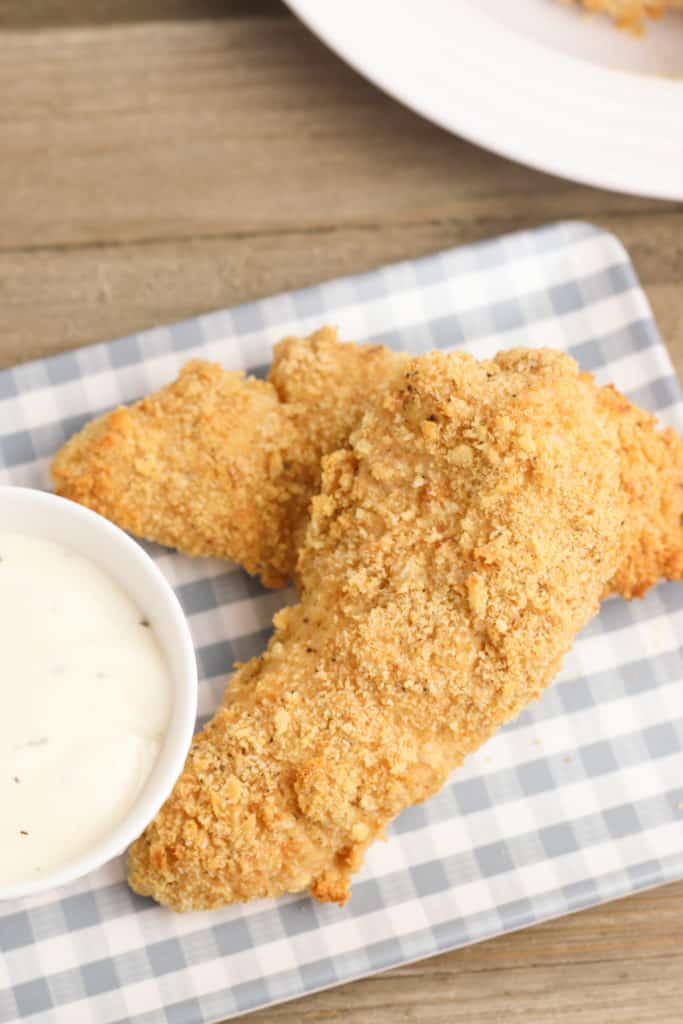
[1,221,682,1024]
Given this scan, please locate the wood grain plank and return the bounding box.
[0,1,284,29]
[2,212,682,380]
[247,882,683,1024]
[1,19,677,253]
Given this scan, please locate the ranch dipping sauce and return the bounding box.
[0,532,172,886]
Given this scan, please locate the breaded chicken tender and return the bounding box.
[128,348,630,911]
[595,382,683,597]
[52,330,683,597]
[52,328,405,587]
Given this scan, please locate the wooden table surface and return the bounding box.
[2,3,682,1022]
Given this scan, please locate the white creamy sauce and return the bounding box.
[0,533,172,885]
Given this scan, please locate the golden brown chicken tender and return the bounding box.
[52,330,682,598]
[128,348,630,911]
[52,328,405,587]
[595,381,683,598]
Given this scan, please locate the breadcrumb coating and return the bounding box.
[128,348,629,911]
[51,328,404,587]
[594,380,683,598]
[52,330,683,598]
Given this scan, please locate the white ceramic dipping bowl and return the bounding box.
[0,486,197,901]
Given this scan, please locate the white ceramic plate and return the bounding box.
[284,0,683,200]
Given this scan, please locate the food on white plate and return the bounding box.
[568,0,683,30]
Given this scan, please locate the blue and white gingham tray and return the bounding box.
[1,221,682,1024]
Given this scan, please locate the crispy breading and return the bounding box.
[51,328,405,587]
[52,360,301,587]
[594,381,683,598]
[52,330,683,597]
[128,348,629,911]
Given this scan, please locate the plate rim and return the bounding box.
[284,0,683,201]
